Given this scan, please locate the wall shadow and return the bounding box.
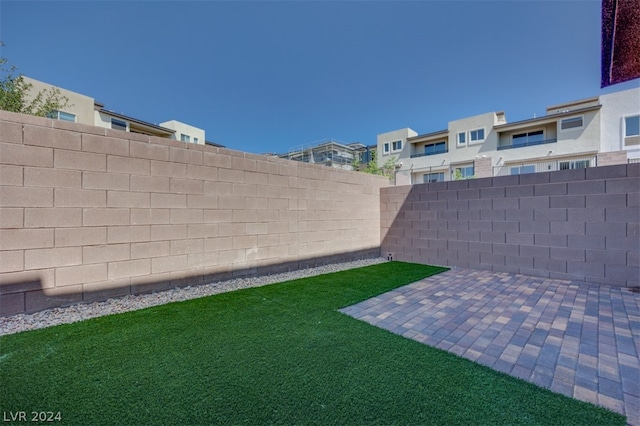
[0,248,381,316]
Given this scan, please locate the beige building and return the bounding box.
[378,86,639,184]
[24,76,207,144]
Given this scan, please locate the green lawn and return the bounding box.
[0,262,624,425]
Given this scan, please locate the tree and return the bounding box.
[452,168,475,180]
[379,155,399,178]
[0,45,70,117]
[353,149,398,179]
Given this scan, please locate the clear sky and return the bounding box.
[1,1,638,154]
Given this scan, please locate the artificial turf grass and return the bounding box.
[0,262,625,425]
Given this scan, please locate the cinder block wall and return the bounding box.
[381,164,640,287]
[0,111,388,315]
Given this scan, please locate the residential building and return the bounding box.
[279,139,376,170]
[205,140,226,148]
[599,88,640,158]
[378,86,639,185]
[23,76,207,144]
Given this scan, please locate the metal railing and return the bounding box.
[629,158,640,163]
[497,138,557,151]
[410,149,448,158]
[493,155,597,177]
[404,165,452,184]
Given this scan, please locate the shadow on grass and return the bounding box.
[1,248,381,316]
[0,262,625,425]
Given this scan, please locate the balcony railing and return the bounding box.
[493,155,597,177]
[410,149,448,158]
[497,138,557,151]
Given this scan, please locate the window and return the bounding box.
[383,143,390,155]
[560,116,583,130]
[194,137,199,144]
[470,128,485,142]
[359,150,373,163]
[512,130,544,147]
[47,110,76,122]
[423,172,445,183]
[111,119,127,131]
[424,141,447,156]
[625,115,640,147]
[180,133,191,143]
[453,165,474,179]
[560,160,590,170]
[457,132,466,145]
[58,111,76,122]
[510,165,535,175]
[625,115,639,137]
[391,140,402,152]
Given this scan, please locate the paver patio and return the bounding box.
[340,267,640,424]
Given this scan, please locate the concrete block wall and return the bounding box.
[0,111,388,315]
[381,163,640,287]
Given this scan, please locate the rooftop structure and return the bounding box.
[279,139,376,170]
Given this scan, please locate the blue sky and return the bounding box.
[1,1,638,154]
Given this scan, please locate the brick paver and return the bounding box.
[340,268,640,424]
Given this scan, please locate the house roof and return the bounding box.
[407,129,448,143]
[494,104,602,132]
[99,109,176,136]
[546,96,599,114]
[205,140,225,148]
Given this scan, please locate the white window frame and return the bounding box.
[559,115,584,131]
[47,110,76,122]
[469,128,485,144]
[391,140,402,153]
[624,114,640,136]
[452,164,474,180]
[625,115,640,137]
[59,111,76,122]
[180,133,191,143]
[457,132,466,145]
[194,137,199,144]
[624,114,640,148]
[423,172,445,183]
[510,165,536,175]
[382,142,390,155]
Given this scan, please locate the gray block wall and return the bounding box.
[381,164,640,287]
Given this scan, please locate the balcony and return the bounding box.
[410,148,448,158]
[497,138,557,151]
[493,155,596,176]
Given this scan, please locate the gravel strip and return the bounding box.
[0,258,386,337]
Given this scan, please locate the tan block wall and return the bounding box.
[597,150,628,166]
[0,111,388,315]
[473,157,493,178]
